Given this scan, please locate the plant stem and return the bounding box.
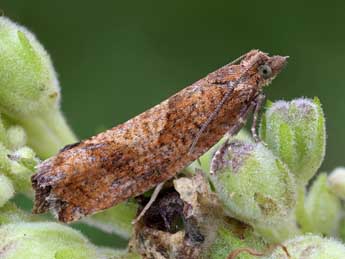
[18,108,77,159]
[295,184,310,232]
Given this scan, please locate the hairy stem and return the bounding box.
[17,108,77,159]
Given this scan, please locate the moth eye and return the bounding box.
[258,64,272,79]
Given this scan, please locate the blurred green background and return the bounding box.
[2,0,345,247]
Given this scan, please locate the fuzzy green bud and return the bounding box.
[0,202,33,224]
[0,17,76,158]
[206,218,267,259]
[328,167,345,200]
[187,130,253,175]
[10,146,39,171]
[301,173,341,235]
[0,222,117,259]
[0,174,14,207]
[209,140,298,241]
[0,17,60,118]
[6,126,27,150]
[268,235,345,259]
[0,143,36,193]
[260,98,325,184]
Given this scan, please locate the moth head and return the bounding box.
[240,50,288,85]
[258,55,288,83]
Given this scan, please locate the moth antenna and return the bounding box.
[189,57,259,155]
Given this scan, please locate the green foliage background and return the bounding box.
[1,0,345,247]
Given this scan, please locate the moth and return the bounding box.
[32,50,288,222]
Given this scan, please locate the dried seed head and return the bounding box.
[130,174,222,259]
[260,97,326,185]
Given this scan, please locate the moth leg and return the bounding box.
[210,139,231,175]
[251,93,266,142]
[132,181,165,224]
[227,101,256,137]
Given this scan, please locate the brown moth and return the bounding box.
[32,50,288,223]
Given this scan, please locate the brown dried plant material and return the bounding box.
[31,50,288,222]
[130,173,223,259]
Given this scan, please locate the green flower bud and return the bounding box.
[9,160,33,193]
[187,129,253,176]
[10,146,39,171]
[260,98,326,184]
[0,174,14,207]
[83,201,138,239]
[6,126,27,150]
[0,143,36,193]
[209,140,298,242]
[0,222,115,259]
[206,218,267,259]
[0,202,33,224]
[0,17,59,117]
[268,235,345,259]
[301,173,341,235]
[0,17,76,158]
[328,167,345,200]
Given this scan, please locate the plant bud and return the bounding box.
[10,146,39,171]
[0,17,59,118]
[0,17,76,158]
[268,235,345,259]
[187,129,253,176]
[302,173,341,235]
[206,218,267,259]
[260,98,325,184]
[6,126,27,150]
[0,143,36,193]
[328,167,345,200]
[0,202,33,224]
[0,222,118,259]
[0,174,14,207]
[209,140,298,241]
